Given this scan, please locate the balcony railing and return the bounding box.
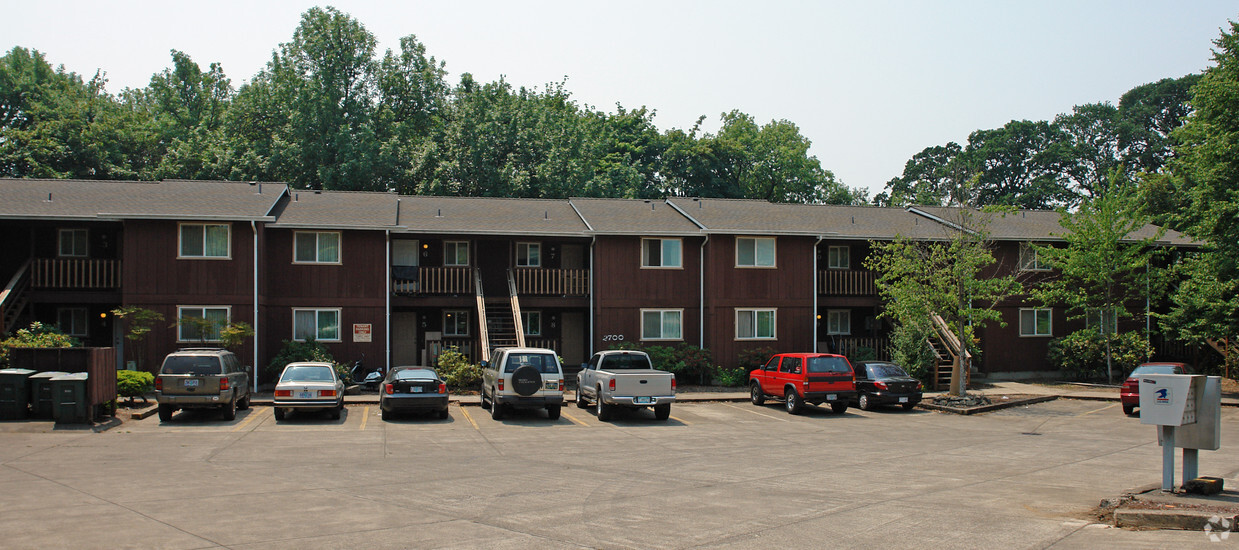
[818,269,876,296]
[514,268,590,296]
[393,266,474,295]
[32,258,121,289]
[819,336,890,361]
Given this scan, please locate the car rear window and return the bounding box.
[601,354,652,370]
[806,356,852,374]
[868,364,909,378]
[160,356,222,375]
[1130,365,1184,376]
[281,365,336,382]
[395,369,436,380]
[504,353,559,374]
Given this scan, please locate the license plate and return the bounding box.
[544,381,557,390]
[412,386,423,393]
[636,396,651,404]
[899,397,909,403]
[299,391,313,399]
[184,379,199,388]
[827,394,836,401]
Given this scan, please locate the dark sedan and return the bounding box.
[853,361,923,411]
[380,367,449,420]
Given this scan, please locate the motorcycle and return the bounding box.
[348,355,384,391]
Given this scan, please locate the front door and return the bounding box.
[561,311,585,366]
[393,312,419,366]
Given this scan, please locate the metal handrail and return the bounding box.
[507,269,526,348]
[474,269,490,362]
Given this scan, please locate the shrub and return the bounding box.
[888,322,936,384]
[848,346,877,363]
[265,339,335,384]
[714,366,750,387]
[117,370,154,403]
[737,346,776,373]
[604,342,715,385]
[437,348,482,391]
[1,322,79,367]
[1047,329,1151,382]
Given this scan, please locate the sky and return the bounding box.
[5,1,1236,197]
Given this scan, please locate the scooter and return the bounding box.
[349,355,384,391]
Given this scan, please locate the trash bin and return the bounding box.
[28,371,68,419]
[51,373,90,424]
[0,368,36,420]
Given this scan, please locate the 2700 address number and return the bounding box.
[602,334,625,341]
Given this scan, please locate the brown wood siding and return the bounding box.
[593,235,702,351]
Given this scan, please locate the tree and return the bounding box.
[111,306,164,370]
[219,321,255,352]
[874,142,969,207]
[1118,74,1201,175]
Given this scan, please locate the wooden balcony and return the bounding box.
[514,268,590,296]
[819,336,890,361]
[393,266,474,295]
[32,258,121,289]
[818,269,876,296]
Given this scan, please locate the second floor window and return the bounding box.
[178,306,229,342]
[736,237,776,267]
[642,238,682,268]
[58,229,88,257]
[827,245,849,269]
[445,241,469,266]
[1019,243,1050,271]
[180,223,230,258]
[293,308,341,342]
[517,242,541,267]
[294,231,341,263]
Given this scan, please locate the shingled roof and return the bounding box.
[664,197,948,239]
[396,195,590,236]
[0,179,287,221]
[268,189,401,229]
[569,198,702,235]
[909,206,1199,246]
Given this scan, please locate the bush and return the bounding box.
[605,341,715,385]
[437,348,482,391]
[1,321,79,367]
[117,370,154,403]
[1047,330,1151,382]
[714,366,750,387]
[888,322,937,384]
[737,346,776,373]
[265,339,335,384]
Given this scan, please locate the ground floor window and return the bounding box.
[1019,308,1052,337]
[523,311,542,336]
[826,309,851,335]
[735,308,776,340]
[294,308,341,342]
[57,307,88,336]
[641,309,682,341]
[178,306,230,342]
[444,310,470,337]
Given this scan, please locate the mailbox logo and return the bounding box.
[1154,388,1171,405]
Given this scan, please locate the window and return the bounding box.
[523,311,542,336]
[56,307,88,336]
[294,231,341,263]
[827,246,849,269]
[736,237,776,267]
[444,310,470,337]
[517,242,541,267]
[178,306,230,342]
[736,308,776,340]
[1019,308,1052,337]
[179,223,230,258]
[641,309,682,341]
[1087,308,1120,335]
[641,238,682,268]
[445,241,469,266]
[1019,243,1050,271]
[827,310,851,335]
[58,229,88,257]
[293,308,341,342]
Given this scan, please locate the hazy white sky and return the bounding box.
[5,1,1236,196]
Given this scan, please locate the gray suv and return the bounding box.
[480,347,564,420]
[156,348,252,422]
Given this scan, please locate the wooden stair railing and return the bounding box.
[0,260,32,334]
[474,269,491,363]
[928,313,972,392]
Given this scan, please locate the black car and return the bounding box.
[379,367,449,420]
[853,361,922,411]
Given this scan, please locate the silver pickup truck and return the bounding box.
[576,350,675,421]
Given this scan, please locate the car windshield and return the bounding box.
[395,369,435,380]
[281,365,336,382]
[602,354,652,370]
[1130,365,1184,376]
[161,356,222,376]
[503,353,559,373]
[868,364,909,378]
[806,356,852,374]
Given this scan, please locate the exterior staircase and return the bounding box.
[474,269,526,362]
[0,260,32,334]
[927,313,971,392]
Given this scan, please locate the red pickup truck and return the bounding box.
[749,352,857,415]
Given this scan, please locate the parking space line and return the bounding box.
[1078,402,1119,416]
[722,403,790,422]
[669,415,691,425]
[457,404,480,430]
[560,410,589,427]
[359,406,370,430]
[230,407,266,432]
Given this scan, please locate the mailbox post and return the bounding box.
[1138,374,1221,492]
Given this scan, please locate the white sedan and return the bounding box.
[273,362,345,420]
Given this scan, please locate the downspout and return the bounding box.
[699,234,708,349]
[589,235,596,356]
[251,220,259,393]
[813,236,823,353]
[386,230,392,371]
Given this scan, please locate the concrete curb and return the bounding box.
[1113,508,1237,531]
[917,395,1058,415]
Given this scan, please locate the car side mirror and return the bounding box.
[480,360,489,368]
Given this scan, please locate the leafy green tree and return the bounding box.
[111,306,164,370]
[875,142,969,207]
[219,321,255,352]
[1118,74,1201,174]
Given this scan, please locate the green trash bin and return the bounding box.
[51,373,90,424]
[28,372,68,419]
[0,368,36,420]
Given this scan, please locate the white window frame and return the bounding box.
[444,310,470,337]
[293,231,342,264]
[292,308,342,342]
[736,237,776,268]
[177,306,231,343]
[517,242,541,268]
[827,245,849,269]
[1086,307,1120,335]
[641,238,683,269]
[56,307,88,337]
[1019,243,1050,272]
[178,222,231,259]
[58,229,88,258]
[735,308,777,340]
[826,309,851,335]
[445,241,469,266]
[523,311,542,336]
[1019,308,1053,337]
[641,309,683,341]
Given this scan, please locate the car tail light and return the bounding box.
[672,377,676,392]
[385,383,394,395]
[608,378,616,391]
[557,379,564,391]
[155,377,163,391]
[274,389,292,397]
[875,381,888,390]
[498,379,504,392]
[319,389,337,397]
[916,381,923,391]
[219,377,229,391]
[438,382,447,394]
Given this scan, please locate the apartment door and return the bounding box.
[561,311,586,366]
[392,312,419,366]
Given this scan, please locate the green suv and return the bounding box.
[156,348,252,422]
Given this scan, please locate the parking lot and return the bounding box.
[2,399,1237,549]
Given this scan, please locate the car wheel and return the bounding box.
[1123,404,1135,415]
[596,388,613,421]
[330,402,342,420]
[479,385,490,410]
[237,394,250,410]
[222,397,237,421]
[274,407,285,421]
[491,397,505,421]
[547,404,561,420]
[653,403,671,421]
[831,402,848,414]
[576,388,589,409]
[901,403,916,411]
[158,404,173,422]
[381,407,391,421]
[750,383,765,406]
[438,407,449,420]
[858,394,872,411]
[785,388,803,415]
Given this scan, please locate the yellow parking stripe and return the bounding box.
[560,410,589,427]
[669,415,691,425]
[457,404,480,430]
[359,406,370,430]
[1078,402,1119,416]
[230,406,266,432]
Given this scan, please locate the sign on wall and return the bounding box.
[353,323,372,343]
